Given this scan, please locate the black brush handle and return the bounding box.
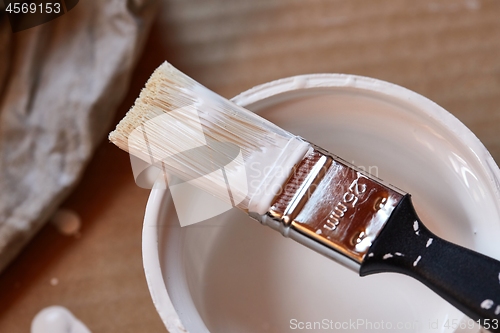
[360,195,500,332]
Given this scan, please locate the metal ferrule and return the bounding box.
[250,143,406,272]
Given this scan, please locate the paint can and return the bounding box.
[143,74,500,333]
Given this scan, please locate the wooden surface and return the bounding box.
[1,0,499,332]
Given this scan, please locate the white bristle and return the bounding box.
[109,62,310,213]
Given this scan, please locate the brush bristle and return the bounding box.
[108,63,195,155]
[109,62,309,213]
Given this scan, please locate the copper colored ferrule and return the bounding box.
[267,144,405,265]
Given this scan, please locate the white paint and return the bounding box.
[50,209,81,236]
[480,299,494,310]
[315,229,322,235]
[144,74,500,333]
[383,253,393,260]
[367,253,374,258]
[495,305,500,316]
[426,238,433,248]
[121,63,312,218]
[413,221,419,232]
[31,306,91,333]
[413,220,420,236]
[413,256,422,267]
[498,272,500,284]
[395,252,404,257]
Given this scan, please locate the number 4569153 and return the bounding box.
[443,318,499,330]
[6,2,61,14]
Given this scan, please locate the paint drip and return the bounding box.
[31,306,91,333]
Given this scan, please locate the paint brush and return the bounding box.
[109,62,500,331]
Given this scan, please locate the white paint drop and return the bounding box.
[395,252,404,257]
[31,306,91,333]
[367,253,374,258]
[413,221,419,231]
[315,229,322,235]
[480,299,494,310]
[413,221,420,235]
[50,209,81,236]
[495,305,500,316]
[426,238,433,248]
[383,253,393,260]
[50,278,59,286]
[498,272,500,284]
[413,255,422,267]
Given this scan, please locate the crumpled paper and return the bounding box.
[0,0,158,272]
